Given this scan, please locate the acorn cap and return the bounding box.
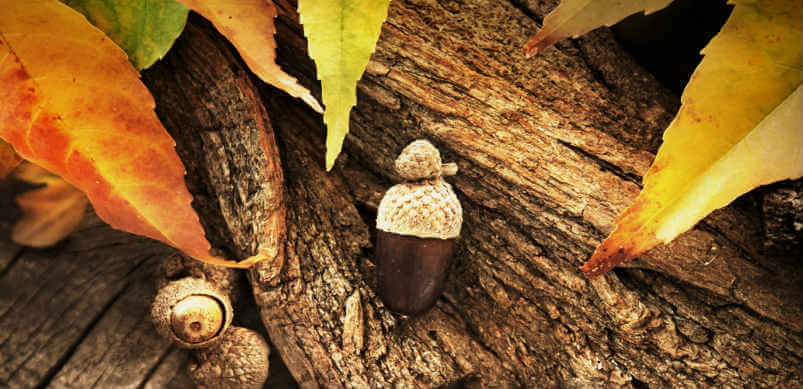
[155,254,242,303]
[189,326,270,389]
[151,278,233,349]
[377,178,462,239]
[395,139,458,180]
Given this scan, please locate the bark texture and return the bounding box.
[142,20,285,264]
[146,2,800,388]
[255,0,802,387]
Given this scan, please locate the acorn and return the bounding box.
[155,254,242,304]
[376,140,463,315]
[188,326,270,389]
[151,277,234,348]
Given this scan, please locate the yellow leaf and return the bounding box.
[0,139,20,178]
[524,0,673,57]
[11,163,89,247]
[298,0,391,170]
[176,0,323,113]
[582,0,802,276]
[0,0,266,268]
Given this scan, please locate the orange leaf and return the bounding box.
[0,0,265,268]
[11,163,88,247]
[177,0,323,113]
[0,139,20,178]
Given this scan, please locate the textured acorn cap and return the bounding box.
[155,254,242,304]
[189,326,270,389]
[395,139,453,180]
[151,278,233,349]
[377,178,462,239]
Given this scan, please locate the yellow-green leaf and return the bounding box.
[0,139,20,178]
[176,0,323,113]
[0,0,266,267]
[65,0,189,70]
[298,0,391,170]
[582,0,802,276]
[11,162,89,247]
[524,0,673,57]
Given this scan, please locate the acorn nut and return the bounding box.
[151,277,233,348]
[188,326,270,389]
[376,139,462,315]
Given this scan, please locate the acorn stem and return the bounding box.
[441,162,458,176]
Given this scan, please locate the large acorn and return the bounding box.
[376,140,462,315]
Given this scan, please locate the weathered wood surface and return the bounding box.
[242,0,802,387]
[0,1,800,388]
[142,19,285,265]
[0,203,293,388]
[0,208,177,389]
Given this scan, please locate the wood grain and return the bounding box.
[0,212,174,389]
[242,0,803,387]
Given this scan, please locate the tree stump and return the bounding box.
[144,1,802,387]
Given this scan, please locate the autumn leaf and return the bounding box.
[298,0,391,170]
[176,0,323,113]
[0,0,265,268]
[11,162,89,247]
[581,0,802,276]
[0,139,20,178]
[65,0,190,70]
[524,0,673,57]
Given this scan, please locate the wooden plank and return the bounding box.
[0,239,21,274]
[0,179,23,274]
[0,212,174,389]
[47,257,173,389]
[141,348,194,389]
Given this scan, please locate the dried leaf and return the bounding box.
[0,0,265,267]
[582,0,802,276]
[65,0,190,70]
[524,0,673,57]
[177,0,323,113]
[11,163,88,247]
[298,0,391,170]
[0,139,20,178]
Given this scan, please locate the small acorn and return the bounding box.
[155,254,242,304]
[151,277,233,348]
[188,326,270,389]
[376,140,462,315]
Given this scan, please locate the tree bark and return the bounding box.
[147,1,802,388]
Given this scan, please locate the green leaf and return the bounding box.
[298,0,391,170]
[66,0,189,70]
[524,0,673,57]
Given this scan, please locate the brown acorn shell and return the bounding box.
[188,326,270,389]
[376,230,455,315]
[151,277,233,348]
